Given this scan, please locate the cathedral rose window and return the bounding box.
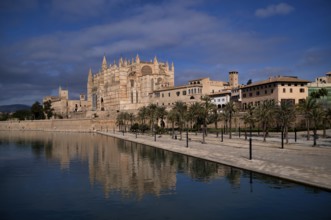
[141,65,152,76]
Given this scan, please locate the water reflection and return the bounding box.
[0,131,302,199]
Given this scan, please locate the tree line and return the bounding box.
[0,101,54,121]
[117,88,331,144]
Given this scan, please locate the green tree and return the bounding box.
[146,103,158,132]
[43,100,54,119]
[242,105,255,139]
[310,88,328,99]
[209,105,221,136]
[128,113,135,128]
[201,96,216,143]
[254,100,276,142]
[12,109,32,120]
[310,105,324,146]
[224,101,236,139]
[116,112,126,131]
[137,106,148,125]
[173,101,187,140]
[187,102,203,133]
[275,102,296,144]
[156,106,167,128]
[31,101,45,120]
[167,109,177,138]
[0,112,10,121]
[298,97,317,140]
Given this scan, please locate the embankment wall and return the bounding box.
[0,118,116,132]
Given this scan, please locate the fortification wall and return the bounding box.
[0,118,116,132]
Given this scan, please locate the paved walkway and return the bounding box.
[98,129,331,190]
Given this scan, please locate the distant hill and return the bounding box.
[0,104,31,113]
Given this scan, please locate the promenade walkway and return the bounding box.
[98,129,331,190]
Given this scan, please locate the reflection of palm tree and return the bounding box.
[275,102,296,144]
[298,97,317,140]
[254,100,276,142]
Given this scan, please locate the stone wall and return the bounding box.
[0,118,116,133]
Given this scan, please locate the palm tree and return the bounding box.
[137,106,148,125]
[146,103,158,132]
[275,102,296,144]
[173,101,187,140]
[187,102,203,133]
[167,109,177,138]
[201,96,216,143]
[254,100,276,142]
[128,113,135,129]
[242,105,255,140]
[298,97,317,140]
[224,101,236,139]
[210,105,221,137]
[310,105,324,146]
[156,106,167,128]
[116,112,126,131]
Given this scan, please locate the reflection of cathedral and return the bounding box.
[88,55,175,112]
[0,131,243,198]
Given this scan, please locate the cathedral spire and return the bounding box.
[88,68,92,81]
[136,54,140,63]
[102,55,107,71]
[171,61,174,71]
[153,56,158,64]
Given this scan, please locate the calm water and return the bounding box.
[0,131,330,220]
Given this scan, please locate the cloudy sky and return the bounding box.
[0,0,330,105]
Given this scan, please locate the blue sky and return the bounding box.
[0,0,330,105]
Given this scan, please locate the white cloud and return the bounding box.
[255,3,294,18]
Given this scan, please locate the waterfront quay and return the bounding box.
[99,129,331,190]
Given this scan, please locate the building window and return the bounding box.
[281,99,295,106]
[281,83,285,86]
[271,89,273,93]
[249,93,252,97]
[283,88,286,93]
[183,90,187,95]
[265,90,267,94]
[256,91,260,96]
[290,88,293,93]
[288,83,291,86]
[300,88,305,93]
[176,91,180,96]
[243,94,246,98]
[168,92,171,97]
[162,93,164,97]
